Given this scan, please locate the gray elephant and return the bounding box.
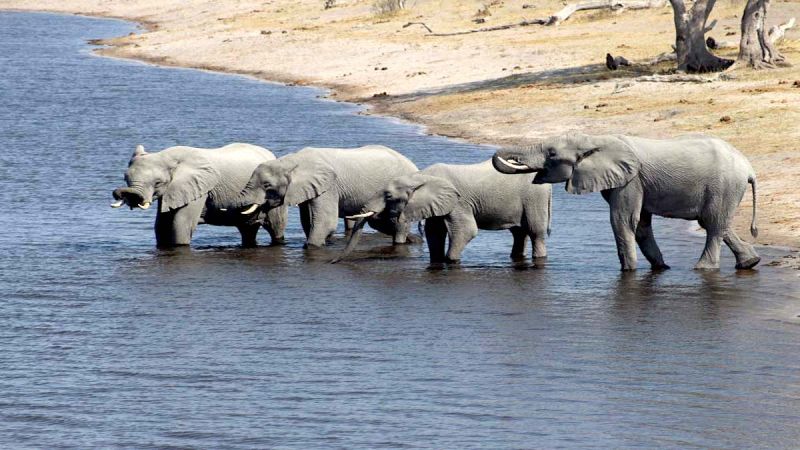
[111,143,287,248]
[493,132,760,271]
[337,160,552,263]
[236,145,418,247]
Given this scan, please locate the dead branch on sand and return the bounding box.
[422,0,667,36]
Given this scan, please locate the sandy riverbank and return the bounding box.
[2,0,799,263]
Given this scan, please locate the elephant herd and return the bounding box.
[111,132,761,271]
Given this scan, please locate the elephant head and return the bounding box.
[492,132,640,194]
[236,155,336,215]
[111,145,220,212]
[333,173,459,262]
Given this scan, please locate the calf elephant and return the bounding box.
[336,160,552,263]
[111,143,287,248]
[493,132,760,271]
[236,145,418,247]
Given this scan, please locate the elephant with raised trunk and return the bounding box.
[236,145,418,247]
[111,143,287,248]
[336,160,552,264]
[493,132,760,271]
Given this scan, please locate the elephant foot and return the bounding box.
[510,252,526,261]
[400,234,423,245]
[735,256,761,270]
[620,266,637,272]
[445,258,461,264]
[693,262,720,271]
[651,263,671,271]
[269,237,287,246]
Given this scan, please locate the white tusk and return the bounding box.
[110,200,125,208]
[137,202,151,210]
[496,156,531,171]
[240,204,260,215]
[346,211,375,219]
[218,208,228,212]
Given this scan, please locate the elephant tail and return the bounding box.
[748,176,758,239]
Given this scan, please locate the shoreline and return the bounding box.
[2,3,798,269]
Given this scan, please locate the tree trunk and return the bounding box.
[669,0,733,72]
[738,0,787,68]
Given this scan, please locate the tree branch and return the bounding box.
[426,0,667,36]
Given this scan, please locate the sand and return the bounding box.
[2,0,799,264]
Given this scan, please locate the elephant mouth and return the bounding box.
[111,188,151,210]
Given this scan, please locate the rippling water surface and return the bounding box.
[1,12,798,449]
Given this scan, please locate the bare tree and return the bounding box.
[738,0,788,68]
[668,0,733,72]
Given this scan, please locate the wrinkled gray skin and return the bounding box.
[237,145,418,247]
[337,160,552,264]
[112,144,287,248]
[493,132,760,271]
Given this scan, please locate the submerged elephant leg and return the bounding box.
[445,213,478,263]
[723,229,761,269]
[264,205,287,245]
[523,216,548,260]
[635,210,669,270]
[424,217,447,263]
[510,227,528,259]
[154,196,206,247]
[605,186,642,271]
[305,191,339,247]
[237,223,260,248]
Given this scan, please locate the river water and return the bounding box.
[0,11,798,449]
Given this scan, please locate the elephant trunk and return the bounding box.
[492,144,545,174]
[235,181,266,214]
[330,217,369,264]
[111,186,151,210]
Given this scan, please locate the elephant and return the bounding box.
[492,132,760,271]
[236,145,419,247]
[336,160,552,264]
[111,143,287,248]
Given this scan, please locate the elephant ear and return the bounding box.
[402,174,460,222]
[567,135,640,194]
[161,158,220,212]
[284,160,337,206]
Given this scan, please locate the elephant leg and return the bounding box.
[299,202,312,238]
[606,186,642,271]
[635,210,669,270]
[445,213,478,263]
[523,213,548,259]
[393,220,411,244]
[264,205,287,246]
[695,228,723,270]
[723,229,761,270]
[155,196,206,248]
[305,191,339,248]
[425,217,447,263]
[510,227,528,260]
[237,223,260,248]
